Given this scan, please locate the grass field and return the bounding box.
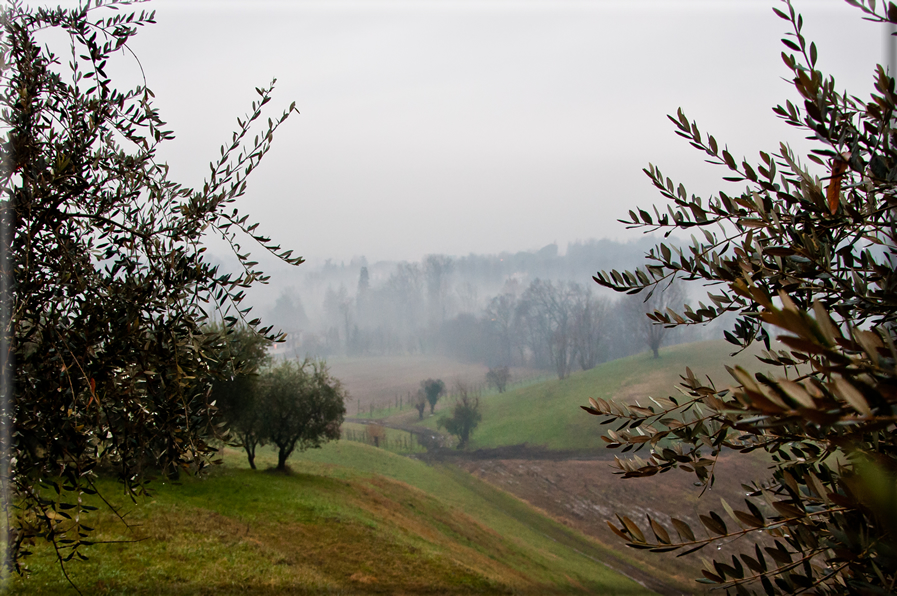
[12,340,778,594]
[412,340,768,451]
[12,442,651,595]
[340,421,427,454]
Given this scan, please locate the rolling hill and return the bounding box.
[405,340,770,452]
[11,442,652,595]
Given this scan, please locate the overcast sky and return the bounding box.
[34,0,888,265]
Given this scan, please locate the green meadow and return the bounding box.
[12,340,773,594]
[11,441,650,595]
[413,340,766,451]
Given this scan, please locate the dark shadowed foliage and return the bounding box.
[421,378,446,414]
[438,383,482,449]
[208,324,272,470]
[1,0,301,573]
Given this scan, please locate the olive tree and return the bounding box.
[260,359,347,472]
[437,383,481,450]
[1,1,301,572]
[582,1,897,593]
[208,324,273,470]
[421,378,445,414]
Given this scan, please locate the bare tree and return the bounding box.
[623,281,686,358]
[571,288,606,370]
[485,366,511,393]
[518,280,580,379]
[425,254,454,327]
[387,263,424,351]
[455,281,479,314]
[484,293,517,366]
[323,285,353,354]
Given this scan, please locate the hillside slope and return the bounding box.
[417,340,768,452]
[13,442,651,595]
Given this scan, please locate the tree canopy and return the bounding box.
[1,0,301,571]
[437,383,481,450]
[421,378,445,414]
[208,324,273,470]
[583,1,897,593]
[260,359,347,471]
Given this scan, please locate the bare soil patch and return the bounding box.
[327,355,544,414]
[457,452,770,594]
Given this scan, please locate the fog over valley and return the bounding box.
[10,0,896,593]
[237,237,716,378]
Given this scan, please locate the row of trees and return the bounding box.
[488,278,686,377]
[280,273,696,377]
[267,237,690,365]
[217,361,346,472]
[266,237,661,344]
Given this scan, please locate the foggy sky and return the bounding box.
[32,0,884,264]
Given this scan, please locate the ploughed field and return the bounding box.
[457,452,769,594]
[341,340,776,593]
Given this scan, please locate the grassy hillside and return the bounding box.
[12,442,651,595]
[421,340,767,451]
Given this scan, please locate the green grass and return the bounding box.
[424,340,767,451]
[12,442,650,595]
[340,421,427,454]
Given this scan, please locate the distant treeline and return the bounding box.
[264,237,716,374]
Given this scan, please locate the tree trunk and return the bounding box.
[241,433,258,470]
[246,443,257,470]
[276,443,294,471]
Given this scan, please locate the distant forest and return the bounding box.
[251,237,719,373]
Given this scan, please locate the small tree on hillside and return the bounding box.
[437,383,481,449]
[582,2,897,593]
[366,423,386,448]
[260,360,347,471]
[209,324,272,470]
[421,378,446,414]
[414,390,427,420]
[485,366,511,393]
